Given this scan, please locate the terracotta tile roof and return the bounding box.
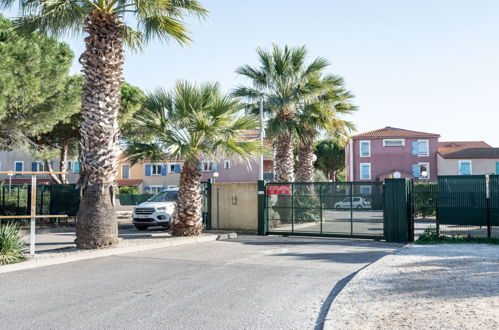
[438,141,493,157]
[117,179,143,186]
[439,148,499,159]
[351,126,440,138]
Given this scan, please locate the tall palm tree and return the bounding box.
[295,75,356,182]
[1,0,208,248]
[125,81,261,236]
[233,44,331,182]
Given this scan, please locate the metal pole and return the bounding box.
[216,187,220,231]
[259,99,264,181]
[30,175,37,255]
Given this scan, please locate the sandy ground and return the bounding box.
[326,244,499,330]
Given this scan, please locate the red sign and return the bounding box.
[267,185,291,195]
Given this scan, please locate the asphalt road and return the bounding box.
[0,236,401,330]
[270,210,385,236]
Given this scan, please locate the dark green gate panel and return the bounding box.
[384,179,411,243]
[49,184,80,216]
[117,194,154,206]
[490,175,499,226]
[437,176,487,226]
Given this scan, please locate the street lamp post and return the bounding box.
[259,99,264,181]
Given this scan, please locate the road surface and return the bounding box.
[0,235,401,329]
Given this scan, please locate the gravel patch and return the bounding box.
[325,244,499,330]
[29,235,174,260]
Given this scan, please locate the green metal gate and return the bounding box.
[438,175,487,226]
[264,181,384,239]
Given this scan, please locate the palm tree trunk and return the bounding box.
[75,11,124,249]
[59,140,69,184]
[295,133,316,182]
[274,132,295,182]
[171,159,203,236]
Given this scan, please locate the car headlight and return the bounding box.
[156,207,167,211]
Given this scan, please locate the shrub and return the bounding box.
[0,223,26,265]
[415,228,499,245]
[119,186,141,195]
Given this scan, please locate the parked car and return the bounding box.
[132,189,178,230]
[334,197,371,209]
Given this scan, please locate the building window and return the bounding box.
[167,185,178,190]
[146,186,164,194]
[32,161,46,172]
[419,163,429,179]
[151,164,162,176]
[202,161,218,172]
[359,141,371,157]
[66,162,72,171]
[383,139,405,147]
[169,163,182,173]
[73,161,80,173]
[122,164,130,179]
[14,161,24,172]
[459,160,472,175]
[412,140,429,156]
[223,160,231,169]
[360,163,371,180]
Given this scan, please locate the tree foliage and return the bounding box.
[0,15,78,149]
[314,139,345,181]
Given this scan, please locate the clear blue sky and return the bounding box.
[4,1,499,145]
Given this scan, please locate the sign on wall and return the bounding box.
[267,185,291,195]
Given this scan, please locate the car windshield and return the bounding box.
[147,191,178,203]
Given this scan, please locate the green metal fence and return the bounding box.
[490,175,499,226]
[265,181,384,239]
[0,184,79,227]
[407,176,499,239]
[117,194,154,206]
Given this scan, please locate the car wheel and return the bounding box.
[356,205,363,209]
[162,223,171,231]
[135,225,149,231]
[336,205,341,210]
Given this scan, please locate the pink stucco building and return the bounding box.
[346,127,440,182]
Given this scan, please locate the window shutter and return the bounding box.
[32,162,38,172]
[200,162,204,171]
[461,162,471,175]
[496,162,499,175]
[73,161,80,173]
[412,164,420,177]
[50,160,54,170]
[174,164,181,173]
[161,164,167,176]
[412,142,419,155]
[145,164,151,176]
[213,162,218,172]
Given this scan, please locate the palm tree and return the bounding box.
[233,44,331,183]
[125,81,261,236]
[1,0,208,248]
[295,75,356,182]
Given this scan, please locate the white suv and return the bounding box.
[132,190,178,230]
[334,197,371,209]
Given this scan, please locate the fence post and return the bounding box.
[384,179,411,243]
[257,180,266,235]
[206,179,212,230]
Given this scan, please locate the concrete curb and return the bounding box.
[0,233,236,274]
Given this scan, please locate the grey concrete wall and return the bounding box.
[211,182,258,232]
[437,154,499,175]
